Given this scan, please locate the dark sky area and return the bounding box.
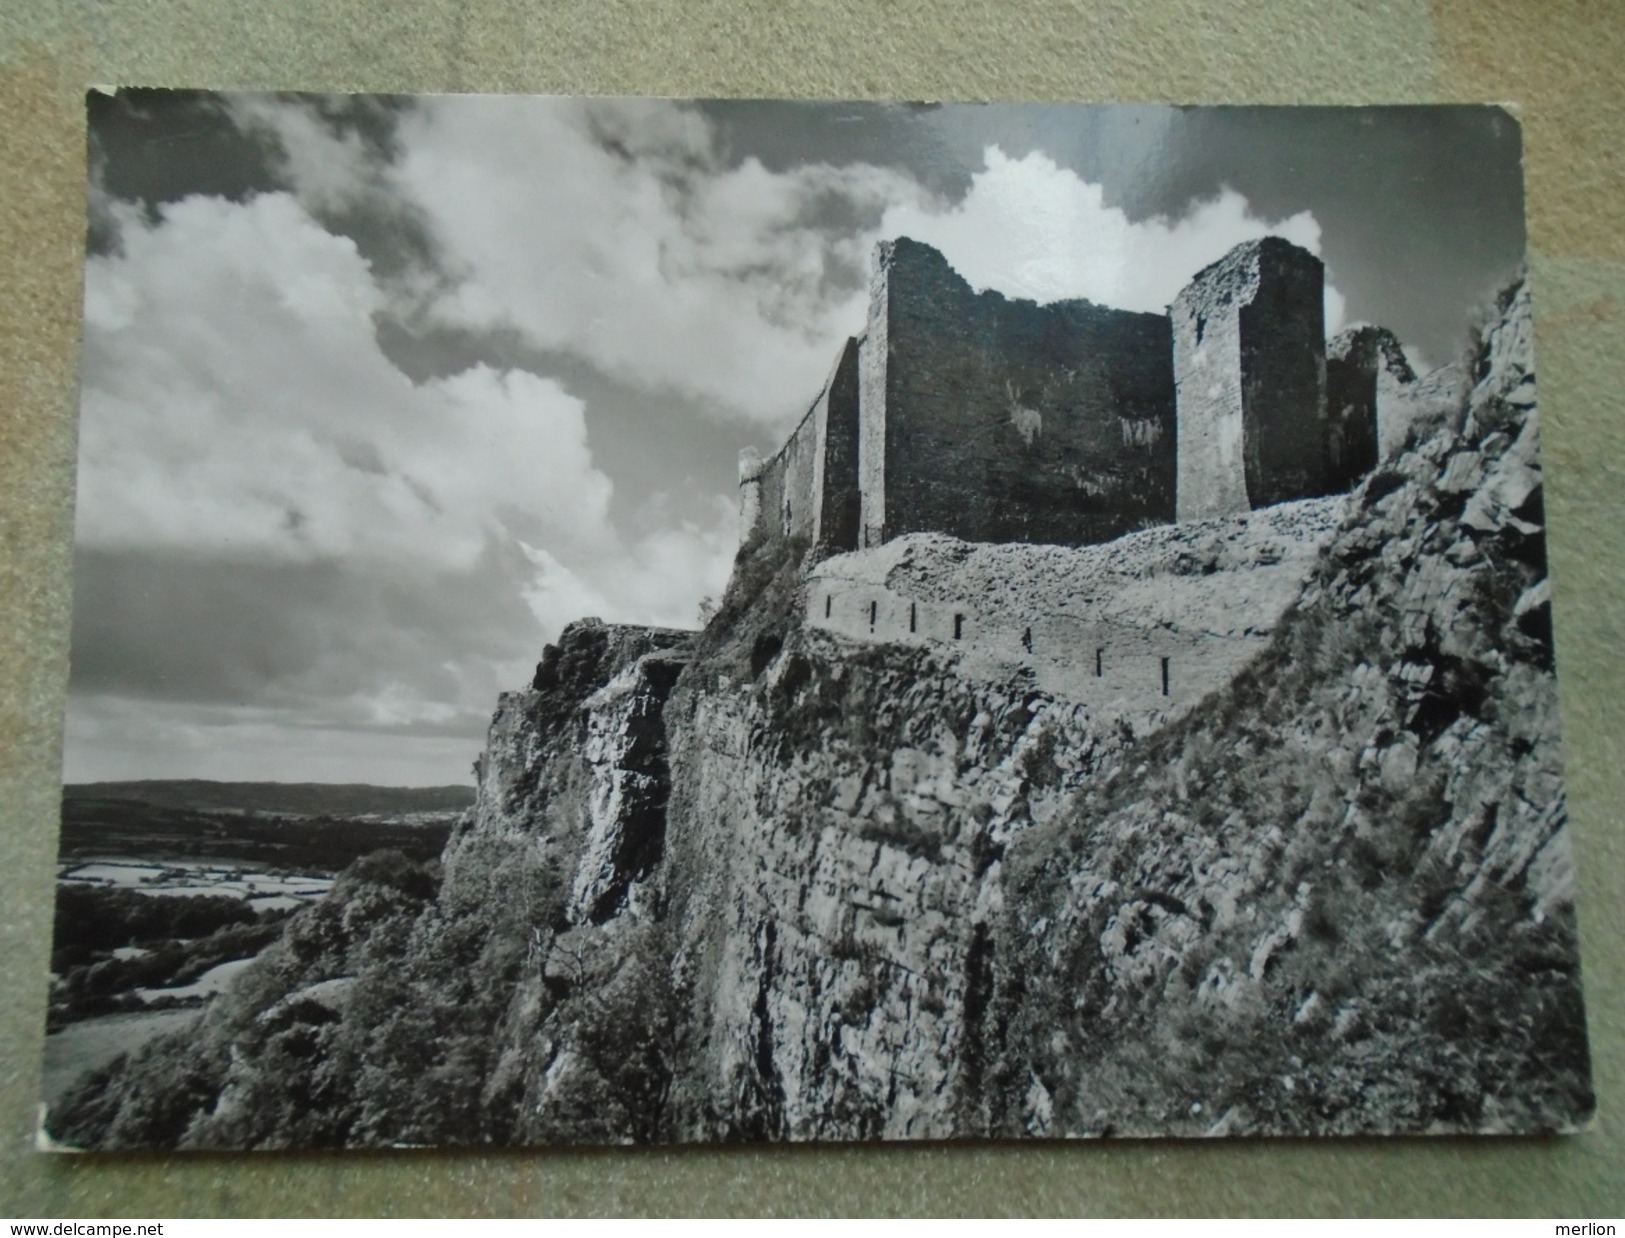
[704,100,1524,368]
[69,91,1526,785]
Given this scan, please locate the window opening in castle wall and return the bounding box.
[954,613,965,640]
[909,602,917,633]
[1161,655,1171,697]
[825,594,831,619]
[1096,648,1104,678]
[869,600,877,631]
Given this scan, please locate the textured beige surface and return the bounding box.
[1,0,1620,1217]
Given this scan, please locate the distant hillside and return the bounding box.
[63,781,475,818]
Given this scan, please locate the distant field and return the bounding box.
[58,786,463,870]
[64,779,475,818]
[44,783,461,1108]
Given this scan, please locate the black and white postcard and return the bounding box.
[43,93,1593,1149]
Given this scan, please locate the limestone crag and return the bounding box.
[658,634,1128,1139]
[568,651,688,924]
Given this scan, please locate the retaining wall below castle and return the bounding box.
[806,496,1344,724]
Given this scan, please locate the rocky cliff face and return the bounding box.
[48,278,1591,1149]
[658,633,1129,1140]
[987,278,1588,1137]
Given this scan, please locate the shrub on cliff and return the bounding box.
[52,884,258,955]
[47,849,442,1149]
[690,529,808,678]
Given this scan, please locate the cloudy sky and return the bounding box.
[67,93,1525,786]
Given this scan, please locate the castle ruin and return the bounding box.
[1171,237,1328,520]
[1327,323,1421,466]
[741,234,1424,557]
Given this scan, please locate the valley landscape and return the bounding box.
[44,782,463,1109]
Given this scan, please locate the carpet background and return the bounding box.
[1,0,1620,1216]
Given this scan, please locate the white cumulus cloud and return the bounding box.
[75,186,738,768]
[79,191,612,573]
[371,96,930,427]
[881,146,1347,332]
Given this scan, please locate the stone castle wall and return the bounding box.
[857,261,890,552]
[861,238,1177,549]
[1240,240,1330,506]
[749,337,863,556]
[746,234,1386,564]
[810,337,862,557]
[808,578,1211,718]
[749,389,821,548]
[1328,324,1420,472]
[805,497,1344,727]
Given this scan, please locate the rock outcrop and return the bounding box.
[46,277,1591,1149]
[988,280,1587,1137]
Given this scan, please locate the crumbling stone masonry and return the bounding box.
[740,338,862,558]
[1327,324,1420,472]
[810,338,862,557]
[1172,237,1330,520]
[858,238,1177,549]
[745,233,1399,558]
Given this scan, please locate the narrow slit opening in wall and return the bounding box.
[954,613,964,640]
[909,602,917,633]
[1095,648,1104,678]
[869,600,877,631]
[1161,656,1170,697]
[824,595,831,619]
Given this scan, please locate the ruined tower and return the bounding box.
[1172,237,1329,520]
[1327,324,1419,470]
[747,234,1388,563]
